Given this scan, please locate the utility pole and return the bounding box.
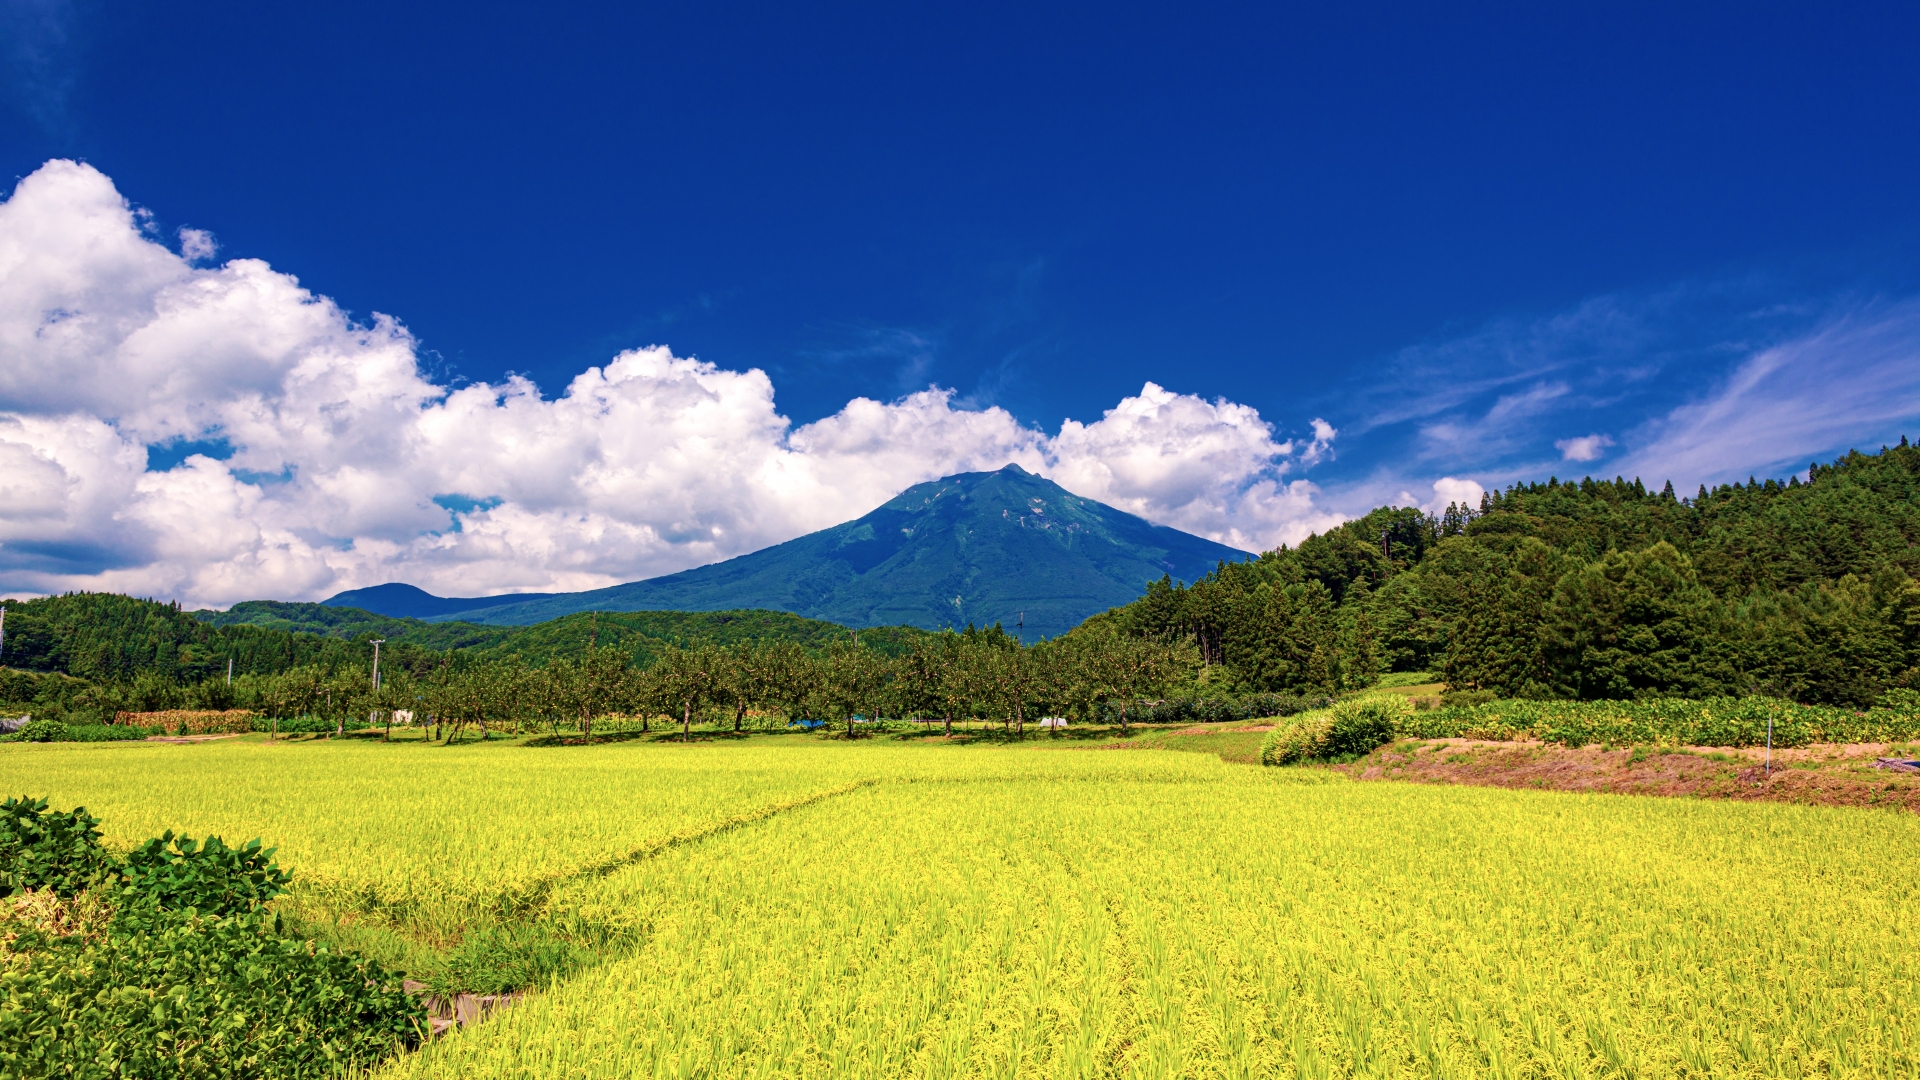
[0,605,6,662]
[226,657,233,686]
[369,638,387,741]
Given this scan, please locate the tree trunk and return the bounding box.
[384,712,391,742]
[1014,700,1024,739]
[683,700,692,742]
[735,704,745,732]
[943,710,952,737]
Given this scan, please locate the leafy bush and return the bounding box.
[1260,712,1332,765]
[0,909,423,1079]
[119,832,291,916]
[1259,695,1412,765]
[61,723,156,742]
[0,797,116,898]
[0,800,424,1078]
[1324,694,1414,757]
[1880,688,1920,713]
[8,719,67,742]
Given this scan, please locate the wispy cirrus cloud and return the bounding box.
[1317,276,1920,510]
[1616,298,1920,488]
[0,0,85,133]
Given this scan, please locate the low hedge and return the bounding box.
[0,720,161,743]
[252,715,377,735]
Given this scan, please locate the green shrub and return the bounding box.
[1260,695,1414,765]
[8,719,67,743]
[119,832,291,917]
[1880,688,1920,714]
[0,796,116,898]
[0,803,424,1078]
[1260,712,1333,765]
[1324,694,1414,757]
[0,909,423,1079]
[0,721,158,743]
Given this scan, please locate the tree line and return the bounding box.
[1103,440,1920,707]
[93,624,1188,740]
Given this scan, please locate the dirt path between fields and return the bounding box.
[1346,739,1920,813]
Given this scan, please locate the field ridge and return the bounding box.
[502,777,883,918]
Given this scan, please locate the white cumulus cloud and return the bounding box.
[0,160,1345,607]
[1554,433,1614,462]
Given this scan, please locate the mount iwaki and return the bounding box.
[326,465,1251,641]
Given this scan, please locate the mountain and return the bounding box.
[350,465,1251,640]
[321,582,558,619]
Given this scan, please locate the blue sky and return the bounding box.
[4,2,1920,604]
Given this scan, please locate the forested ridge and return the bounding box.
[1097,440,1920,706]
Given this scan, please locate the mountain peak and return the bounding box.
[341,469,1250,639]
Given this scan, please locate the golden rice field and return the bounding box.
[3,736,1917,1078]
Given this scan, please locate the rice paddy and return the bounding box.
[3,735,1916,1078]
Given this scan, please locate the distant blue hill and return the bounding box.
[322,582,559,620]
[330,465,1252,640]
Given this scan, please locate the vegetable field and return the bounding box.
[4,738,1916,1078]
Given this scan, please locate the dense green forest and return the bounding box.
[1096,440,1920,707]
[0,593,929,721]
[195,601,928,662]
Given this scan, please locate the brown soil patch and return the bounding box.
[401,979,523,1037]
[143,733,245,744]
[1347,739,1920,813]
